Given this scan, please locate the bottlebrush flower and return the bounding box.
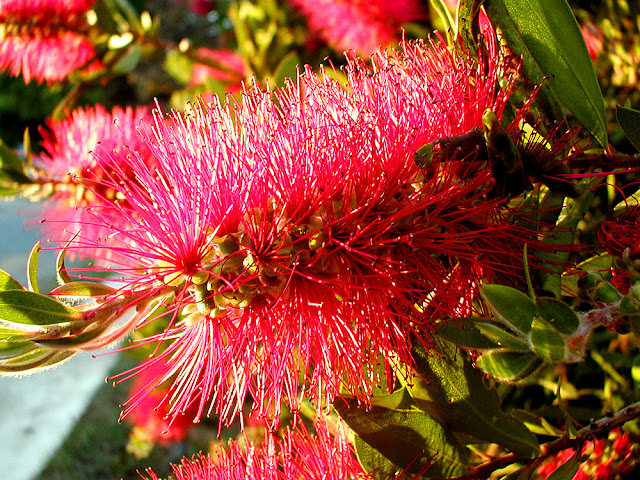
[32,104,155,259]
[127,359,200,445]
[287,0,426,55]
[141,420,370,480]
[0,0,96,83]
[537,428,639,480]
[61,32,571,426]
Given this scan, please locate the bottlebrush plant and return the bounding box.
[2,0,640,479]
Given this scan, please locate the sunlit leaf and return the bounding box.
[536,297,580,335]
[273,51,300,87]
[530,317,566,362]
[481,284,537,334]
[484,0,607,146]
[475,323,530,351]
[335,396,469,478]
[27,242,40,293]
[354,435,401,480]
[50,282,116,298]
[0,290,82,326]
[476,349,542,382]
[403,339,540,458]
[0,269,25,291]
[56,249,73,285]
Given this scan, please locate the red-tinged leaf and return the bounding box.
[334,396,469,478]
[0,290,82,326]
[56,249,73,285]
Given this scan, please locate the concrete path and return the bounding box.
[0,198,119,480]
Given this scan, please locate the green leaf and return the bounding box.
[335,396,469,478]
[273,51,300,87]
[455,0,483,54]
[617,105,640,152]
[536,297,580,335]
[484,0,607,146]
[0,137,26,174]
[27,242,40,293]
[354,435,401,479]
[476,349,542,382]
[510,409,564,437]
[113,44,142,74]
[530,317,566,362]
[475,323,530,351]
[0,290,82,326]
[435,318,501,349]
[403,339,540,458]
[50,281,116,298]
[0,269,25,291]
[370,387,417,411]
[481,284,537,334]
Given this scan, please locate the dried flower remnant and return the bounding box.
[141,420,370,480]
[287,0,425,55]
[61,33,571,426]
[0,0,96,83]
[32,104,155,258]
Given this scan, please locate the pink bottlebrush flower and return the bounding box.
[141,420,370,480]
[580,22,604,61]
[61,32,570,426]
[127,359,200,445]
[0,0,96,83]
[32,104,155,258]
[287,0,426,55]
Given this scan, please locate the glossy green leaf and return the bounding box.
[354,435,401,480]
[0,269,25,291]
[0,290,82,326]
[335,396,469,478]
[370,387,416,411]
[530,317,566,362]
[435,318,501,349]
[475,323,530,351]
[403,339,539,458]
[481,284,537,334]
[50,281,116,298]
[455,0,483,54]
[617,105,640,152]
[476,349,542,382]
[27,242,40,293]
[484,0,607,146]
[536,297,580,335]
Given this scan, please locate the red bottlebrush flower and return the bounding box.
[537,428,639,480]
[62,33,567,426]
[140,420,370,480]
[580,21,604,61]
[287,0,426,55]
[32,104,155,258]
[599,206,640,262]
[0,0,96,83]
[127,359,200,445]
